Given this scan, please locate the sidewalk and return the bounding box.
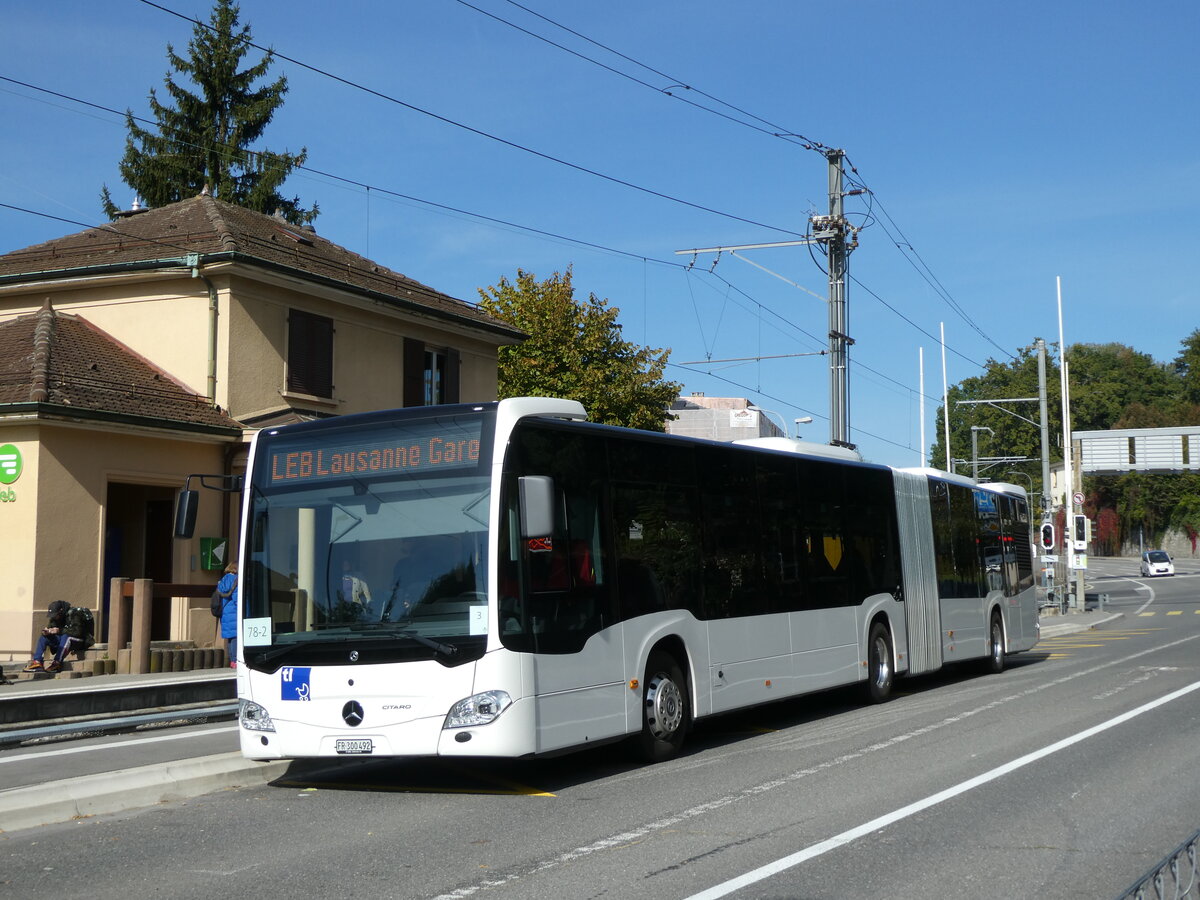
[1037,607,1123,638]
[0,609,1120,834]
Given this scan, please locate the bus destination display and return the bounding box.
[267,419,482,484]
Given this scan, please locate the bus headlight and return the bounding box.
[443,690,512,729]
[239,698,276,732]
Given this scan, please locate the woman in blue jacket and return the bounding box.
[217,562,239,668]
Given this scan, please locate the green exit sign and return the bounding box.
[200,538,228,571]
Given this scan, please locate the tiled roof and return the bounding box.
[0,302,242,433]
[0,194,520,337]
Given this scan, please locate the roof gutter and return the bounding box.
[0,402,243,438]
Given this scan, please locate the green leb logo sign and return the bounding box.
[0,445,22,485]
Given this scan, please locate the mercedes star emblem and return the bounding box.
[342,701,364,727]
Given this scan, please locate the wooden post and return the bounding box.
[131,578,153,675]
[108,577,130,652]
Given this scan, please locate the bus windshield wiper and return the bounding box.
[251,628,458,665]
[388,629,458,659]
[255,642,306,666]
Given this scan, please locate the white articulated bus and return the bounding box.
[225,397,1038,762]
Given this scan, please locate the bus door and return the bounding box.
[499,459,625,755]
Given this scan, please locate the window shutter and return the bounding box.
[403,337,425,407]
[287,310,334,398]
[444,347,460,404]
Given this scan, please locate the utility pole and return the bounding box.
[675,148,860,449]
[1036,339,1052,517]
[971,426,993,479]
[811,149,857,448]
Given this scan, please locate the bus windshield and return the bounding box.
[240,408,494,670]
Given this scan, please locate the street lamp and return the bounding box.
[794,416,813,438]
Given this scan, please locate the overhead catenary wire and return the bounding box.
[445,3,1012,365]
[663,361,922,455]
[3,69,958,413]
[96,2,1004,420]
[132,0,806,240]
[452,0,823,150]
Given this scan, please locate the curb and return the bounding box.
[1038,611,1124,638]
[0,752,290,833]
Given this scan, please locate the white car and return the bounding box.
[1140,550,1175,577]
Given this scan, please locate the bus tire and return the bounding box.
[864,621,894,704]
[638,651,689,762]
[984,613,1005,674]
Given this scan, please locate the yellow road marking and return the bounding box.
[1167,610,1184,616]
[274,777,554,801]
[439,761,557,796]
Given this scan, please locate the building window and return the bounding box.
[404,338,459,406]
[287,310,333,398]
[425,349,446,405]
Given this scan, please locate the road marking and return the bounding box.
[685,678,1200,900]
[1167,610,1183,616]
[272,778,555,797]
[0,724,236,765]
[1138,612,1157,617]
[435,632,1200,900]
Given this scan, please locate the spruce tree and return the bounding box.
[101,0,315,224]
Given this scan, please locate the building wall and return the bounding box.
[667,397,785,442]
[0,267,507,424]
[0,427,39,659]
[0,422,233,659]
[0,262,510,659]
[223,270,503,420]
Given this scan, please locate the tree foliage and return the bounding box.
[101,0,315,224]
[933,333,1200,552]
[478,268,681,431]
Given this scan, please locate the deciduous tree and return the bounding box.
[479,268,681,431]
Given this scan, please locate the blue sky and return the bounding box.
[3,0,1197,467]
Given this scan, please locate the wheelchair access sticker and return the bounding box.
[281,666,312,701]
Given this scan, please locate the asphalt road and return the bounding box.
[3,560,1197,899]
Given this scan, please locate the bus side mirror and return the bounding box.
[518,475,555,538]
[175,489,199,539]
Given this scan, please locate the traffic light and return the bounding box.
[1073,514,1090,550]
[1040,522,1055,550]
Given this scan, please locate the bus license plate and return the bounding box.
[335,738,373,755]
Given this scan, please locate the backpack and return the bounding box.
[211,578,235,617]
[65,606,96,655]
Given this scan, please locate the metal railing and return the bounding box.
[1117,828,1200,899]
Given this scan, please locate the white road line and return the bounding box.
[0,724,236,764]
[434,632,1200,900]
[686,678,1200,900]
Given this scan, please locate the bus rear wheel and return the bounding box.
[864,622,894,703]
[638,651,689,762]
[984,614,1005,674]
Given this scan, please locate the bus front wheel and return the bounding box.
[864,622,894,703]
[638,651,689,762]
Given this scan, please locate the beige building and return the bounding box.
[0,194,522,659]
[668,393,787,442]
